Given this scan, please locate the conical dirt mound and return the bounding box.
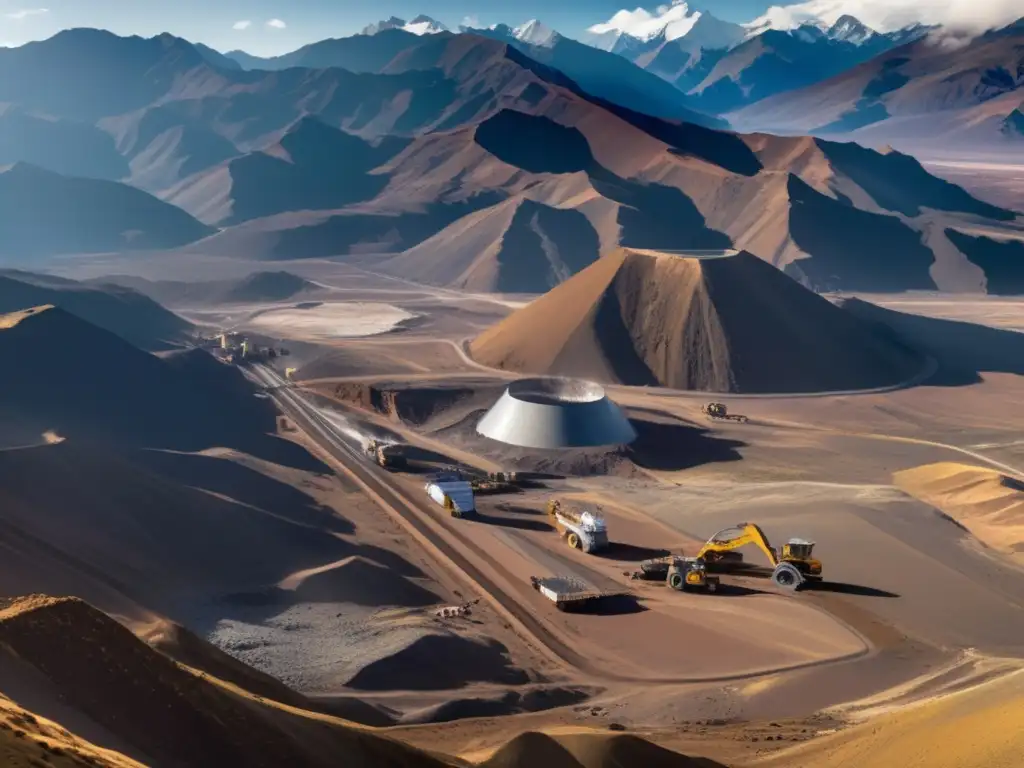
[470,249,925,393]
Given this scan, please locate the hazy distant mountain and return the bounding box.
[0,29,214,120]
[165,116,406,224]
[228,21,721,127]
[362,15,448,36]
[513,20,560,47]
[466,22,725,126]
[0,163,212,258]
[1004,107,1024,137]
[580,5,922,111]
[224,28,422,71]
[98,104,240,192]
[678,23,929,113]
[827,15,876,45]
[730,18,1024,149]
[0,104,128,180]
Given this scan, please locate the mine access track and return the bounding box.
[249,364,869,684]
[247,364,612,676]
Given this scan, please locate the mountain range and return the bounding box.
[578,2,933,113]
[0,21,1021,292]
[729,20,1024,149]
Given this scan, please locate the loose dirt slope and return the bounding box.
[758,666,1024,768]
[470,248,924,392]
[0,595,448,767]
[0,304,270,448]
[0,594,723,768]
[0,269,191,351]
[477,730,726,767]
[894,462,1024,562]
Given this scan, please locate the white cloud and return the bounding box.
[265,18,286,29]
[5,8,49,21]
[587,1,700,41]
[747,0,1023,35]
[232,20,252,30]
[461,15,481,29]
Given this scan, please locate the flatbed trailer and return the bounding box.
[530,575,627,612]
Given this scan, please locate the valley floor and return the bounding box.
[8,260,1024,766]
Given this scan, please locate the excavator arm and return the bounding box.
[697,523,780,567]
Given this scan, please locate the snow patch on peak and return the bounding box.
[514,19,559,47]
[361,14,448,36]
[404,15,449,35]
[829,14,877,44]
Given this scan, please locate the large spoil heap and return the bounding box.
[469,248,925,393]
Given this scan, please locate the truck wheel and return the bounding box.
[772,563,804,590]
[567,532,581,550]
[667,570,685,591]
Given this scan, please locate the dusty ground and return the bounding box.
[27,256,1024,764]
[921,159,1024,213]
[233,284,1024,757]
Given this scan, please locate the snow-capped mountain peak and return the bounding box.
[583,1,744,54]
[361,16,405,35]
[513,19,560,47]
[361,15,448,36]
[404,15,449,35]
[827,15,876,45]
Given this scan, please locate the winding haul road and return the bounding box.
[246,363,872,685]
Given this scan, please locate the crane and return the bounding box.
[697,522,822,590]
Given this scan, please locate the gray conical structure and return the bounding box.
[476,378,637,449]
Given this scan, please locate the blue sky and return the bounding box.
[0,1,777,54]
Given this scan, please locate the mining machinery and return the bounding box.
[697,522,821,590]
[547,500,609,554]
[631,556,720,593]
[702,402,748,423]
[363,438,407,469]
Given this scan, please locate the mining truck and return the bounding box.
[363,438,407,469]
[547,500,609,554]
[630,556,719,593]
[425,471,476,518]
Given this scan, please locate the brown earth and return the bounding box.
[0,594,731,768]
[893,462,1024,563]
[757,664,1024,768]
[316,381,477,426]
[469,248,925,392]
[0,595,449,768]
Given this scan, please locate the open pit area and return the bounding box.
[21,256,1024,766]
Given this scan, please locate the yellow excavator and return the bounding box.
[697,523,821,590]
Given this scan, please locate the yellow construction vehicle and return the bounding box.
[697,523,821,590]
[631,556,720,593]
[284,367,297,380]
